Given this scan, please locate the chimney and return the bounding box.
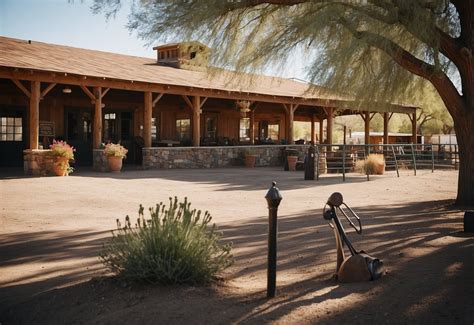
[153,41,211,71]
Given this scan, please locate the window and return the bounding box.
[104,113,116,142]
[205,116,217,141]
[268,124,279,141]
[176,119,191,141]
[151,117,158,141]
[0,117,22,141]
[239,118,250,141]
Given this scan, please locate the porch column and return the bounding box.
[192,96,201,147]
[364,111,370,145]
[29,81,40,149]
[144,91,153,147]
[383,112,389,144]
[326,108,333,146]
[311,114,315,144]
[319,118,324,144]
[93,87,102,149]
[287,104,295,144]
[250,110,255,145]
[411,112,417,144]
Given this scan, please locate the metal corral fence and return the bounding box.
[311,143,459,182]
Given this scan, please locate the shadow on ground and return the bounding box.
[0,200,472,324]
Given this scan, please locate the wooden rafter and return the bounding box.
[281,103,289,113]
[370,113,377,121]
[181,95,193,109]
[152,93,164,107]
[80,85,96,101]
[11,79,31,98]
[200,97,208,109]
[101,87,110,99]
[40,83,57,99]
[389,112,394,120]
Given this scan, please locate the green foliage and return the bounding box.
[100,197,233,284]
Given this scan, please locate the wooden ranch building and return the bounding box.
[0,36,417,173]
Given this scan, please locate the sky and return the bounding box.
[0,0,305,79]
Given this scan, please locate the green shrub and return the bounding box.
[100,197,233,284]
[355,154,385,175]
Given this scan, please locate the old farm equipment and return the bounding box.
[323,192,384,282]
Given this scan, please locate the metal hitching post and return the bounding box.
[265,181,282,298]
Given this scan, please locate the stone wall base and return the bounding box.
[93,149,108,172]
[23,149,55,176]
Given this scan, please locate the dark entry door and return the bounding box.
[0,106,26,167]
[103,111,135,164]
[65,107,92,166]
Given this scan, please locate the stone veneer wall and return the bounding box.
[93,149,108,172]
[142,145,310,169]
[23,149,55,176]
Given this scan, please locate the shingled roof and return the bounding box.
[0,36,416,114]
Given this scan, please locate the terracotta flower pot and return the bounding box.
[287,156,298,171]
[107,156,123,172]
[245,155,257,168]
[53,157,69,176]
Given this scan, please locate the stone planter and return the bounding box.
[107,156,123,172]
[244,154,257,168]
[287,156,298,171]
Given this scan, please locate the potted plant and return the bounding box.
[286,149,299,171]
[244,148,258,168]
[49,139,75,176]
[104,142,128,172]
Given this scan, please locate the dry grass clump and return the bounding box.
[355,154,385,175]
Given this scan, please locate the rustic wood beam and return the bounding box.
[200,97,208,109]
[311,114,316,144]
[389,112,394,121]
[93,87,102,149]
[101,87,111,99]
[29,81,40,149]
[364,111,370,146]
[319,117,324,144]
[369,113,377,121]
[326,107,334,147]
[40,83,56,99]
[250,110,255,145]
[383,112,389,145]
[144,91,153,148]
[281,103,289,113]
[181,95,193,110]
[192,96,201,147]
[411,112,417,144]
[152,93,164,107]
[80,85,96,102]
[12,79,31,98]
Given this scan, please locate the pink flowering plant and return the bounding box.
[104,143,128,159]
[50,140,75,160]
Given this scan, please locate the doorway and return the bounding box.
[0,106,26,167]
[103,110,135,164]
[65,107,93,166]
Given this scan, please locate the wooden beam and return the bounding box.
[364,111,370,146]
[101,87,111,99]
[327,107,334,147]
[311,114,315,144]
[319,118,324,144]
[192,96,201,147]
[286,104,295,144]
[29,81,40,149]
[12,79,31,98]
[281,103,289,113]
[152,93,164,107]
[40,83,56,99]
[411,112,417,144]
[181,95,193,110]
[250,110,255,145]
[369,112,377,121]
[144,91,153,148]
[388,112,394,121]
[80,85,96,101]
[383,112,389,145]
[93,87,102,149]
[200,97,208,109]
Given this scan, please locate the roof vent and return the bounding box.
[153,41,210,71]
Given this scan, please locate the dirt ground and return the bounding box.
[0,167,472,324]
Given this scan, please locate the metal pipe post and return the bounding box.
[265,181,282,298]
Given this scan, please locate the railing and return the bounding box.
[311,143,459,182]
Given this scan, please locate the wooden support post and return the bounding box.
[29,81,40,149]
[383,112,389,145]
[319,118,324,144]
[364,111,370,145]
[327,108,333,148]
[144,91,153,147]
[411,112,417,144]
[192,96,201,147]
[286,104,295,144]
[250,110,255,145]
[93,87,102,149]
[311,114,315,144]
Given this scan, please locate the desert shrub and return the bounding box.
[100,197,233,284]
[355,154,385,175]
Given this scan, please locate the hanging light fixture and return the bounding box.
[62,87,72,94]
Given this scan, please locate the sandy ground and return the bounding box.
[0,167,472,324]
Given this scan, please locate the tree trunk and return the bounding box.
[453,110,474,206]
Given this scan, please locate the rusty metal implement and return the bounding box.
[323,192,384,282]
